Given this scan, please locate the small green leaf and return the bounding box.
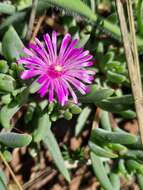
[107,70,126,83]
[0,60,8,73]
[137,0,143,36]
[126,160,143,175]
[118,159,130,179]
[1,94,12,105]
[107,143,127,153]
[43,119,71,182]
[43,0,97,21]
[119,110,136,119]
[0,74,15,92]
[89,141,117,158]
[0,132,32,148]
[0,3,15,15]
[77,34,90,48]
[0,87,28,128]
[38,100,48,110]
[90,152,114,190]
[96,94,134,112]
[64,110,72,120]
[100,111,111,131]
[0,169,7,190]
[2,150,12,162]
[75,106,91,136]
[69,103,81,114]
[91,128,137,145]
[125,150,143,160]
[16,0,32,11]
[100,52,114,73]
[107,94,133,104]
[0,103,20,128]
[127,136,142,149]
[0,11,26,30]
[33,113,51,142]
[109,173,120,190]
[24,102,36,124]
[2,26,24,61]
[79,85,114,103]
[137,174,143,190]
[29,80,41,94]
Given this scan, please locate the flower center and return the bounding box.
[55,65,63,72]
[47,64,63,78]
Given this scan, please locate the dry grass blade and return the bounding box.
[26,0,38,41]
[115,0,143,145]
[126,0,142,90]
[23,168,56,189]
[30,14,46,42]
[0,152,23,190]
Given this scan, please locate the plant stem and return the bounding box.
[0,152,23,190]
[126,0,142,89]
[30,13,46,42]
[115,0,143,145]
[26,0,38,41]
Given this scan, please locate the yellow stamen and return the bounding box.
[55,65,62,72]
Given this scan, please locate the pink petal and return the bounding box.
[59,33,71,58]
[23,48,34,57]
[35,37,50,63]
[37,75,48,84]
[21,70,41,79]
[52,31,57,57]
[62,79,78,104]
[38,80,50,97]
[44,33,55,62]
[62,38,78,62]
[49,81,54,102]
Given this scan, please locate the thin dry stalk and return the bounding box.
[0,152,23,190]
[30,14,46,42]
[126,0,142,90]
[26,0,38,41]
[115,0,143,145]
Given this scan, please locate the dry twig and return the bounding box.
[0,152,23,190]
[26,0,38,41]
[116,0,143,145]
[30,14,46,42]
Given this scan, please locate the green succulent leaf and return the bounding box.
[89,141,118,158]
[126,160,143,175]
[42,0,97,21]
[107,70,126,83]
[2,26,24,61]
[79,85,114,103]
[137,174,143,190]
[0,3,16,15]
[0,169,7,190]
[0,86,29,128]
[97,94,133,112]
[75,106,91,136]
[0,60,9,73]
[100,111,111,131]
[0,11,27,30]
[0,132,32,148]
[0,74,15,92]
[109,173,120,190]
[43,113,71,182]
[33,113,51,142]
[91,128,137,145]
[90,152,114,190]
[0,103,20,128]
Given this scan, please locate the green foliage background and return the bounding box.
[0,0,143,189]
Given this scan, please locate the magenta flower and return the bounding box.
[18,31,95,106]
